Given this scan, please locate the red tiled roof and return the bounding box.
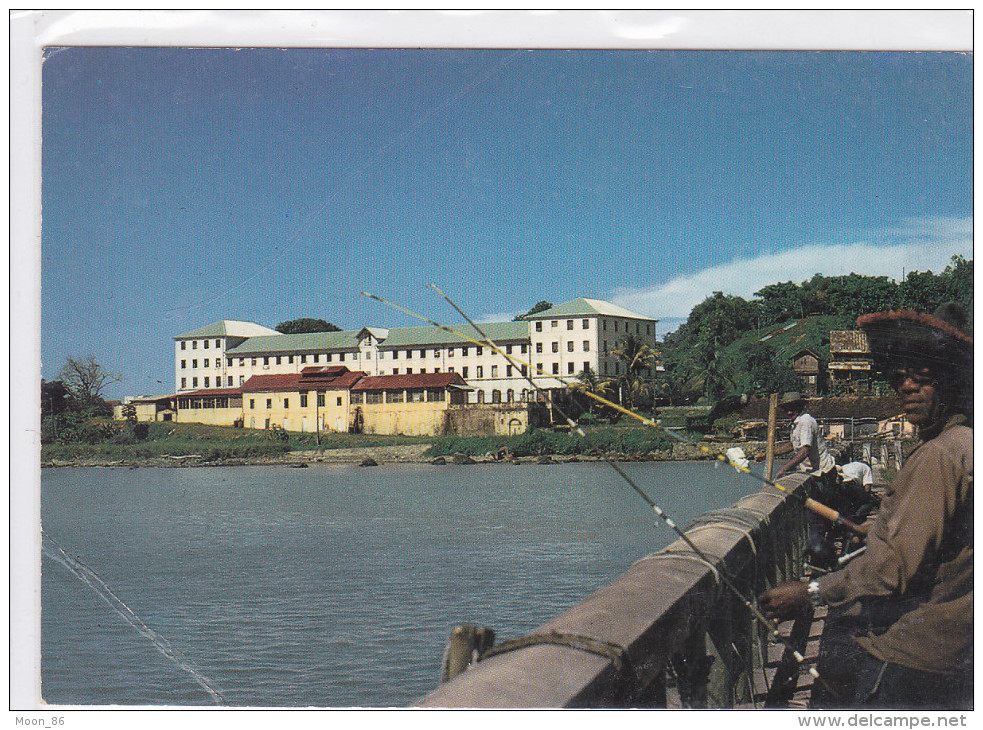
[351,372,469,391]
[241,370,367,393]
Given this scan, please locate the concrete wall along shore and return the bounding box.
[417,473,811,708]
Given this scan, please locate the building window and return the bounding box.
[551,320,558,328]
[427,389,445,403]
[567,320,574,330]
[477,390,485,404]
[462,367,468,378]
[583,341,590,352]
[192,341,197,349]
[264,357,270,366]
[567,363,575,374]
[300,394,308,408]
[536,343,543,354]
[491,390,501,403]
[300,355,307,364]
[491,365,498,378]
[448,348,454,357]
[181,341,186,350]
[250,399,255,409]
[407,368,413,374]
[351,392,363,404]
[567,341,574,352]
[181,377,187,388]
[448,367,454,373]
[239,376,244,385]
[227,358,232,366]
[506,365,512,377]
[288,355,294,364]
[434,349,440,358]
[192,359,198,368]
[552,363,559,375]
[476,366,483,378]
[461,347,468,357]
[204,340,209,349]
[251,358,257,366]
[317,393,325,407]
[552,342,559,353]
[409,389,424,403]
[366,392,383,404]
[239,358,245,365]
[313,354,320,363]
[583,319,589,329]
[506,345,512,355]
[420,349,426,358]
[266,399,272,409]
[393,369,399,375]
[521,344,527,354]
[521,365,527,376]
[507,389,514,402]
[215,339,221,348]
[276,356,282,365]
[336,397,342,406]
[476,347,483,356]
[204,359,210,368]
[420,368,426,374]
[193,377,198,387]
[535,322,543,332]
[227,376,233,386]
[614,321,619,332]
[181,360,186,369]
[283,398,289,409]
[387,391,404,403]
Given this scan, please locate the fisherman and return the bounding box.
[759,304,973,709]
[774,391,839,568]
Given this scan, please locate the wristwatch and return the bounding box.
[807,579,824,608]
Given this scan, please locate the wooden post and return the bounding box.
[765,393,778,481]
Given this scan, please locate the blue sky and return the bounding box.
[41,47,972,398]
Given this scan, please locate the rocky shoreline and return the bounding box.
[42,440,776,469]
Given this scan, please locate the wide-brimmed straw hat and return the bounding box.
[857,302,973,376]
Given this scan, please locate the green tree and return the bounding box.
[275,318,342,334]
[514,301,553,321]
[569,365,614,417]
[611,333,657,409]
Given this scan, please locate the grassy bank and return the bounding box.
[424,424,684,458]
[41,421,432,463]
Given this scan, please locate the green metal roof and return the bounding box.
[221,321,528,355]
[378,322,528,348]
[226,330,361,355]
[176,320,281,339]
[524,298,656,321]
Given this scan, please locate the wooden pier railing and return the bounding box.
[416,473,811,708]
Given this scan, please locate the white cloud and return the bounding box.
[612,215,972,320]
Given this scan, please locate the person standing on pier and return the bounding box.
[759,304,973,709]
[774,391,839,568]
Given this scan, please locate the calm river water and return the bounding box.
[41,460,759,707]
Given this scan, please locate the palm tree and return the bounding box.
[611,334,658,409]
[570,365,613,416]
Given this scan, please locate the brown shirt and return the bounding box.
[817,414,973,674]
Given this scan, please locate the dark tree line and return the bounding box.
[660,255,972,404]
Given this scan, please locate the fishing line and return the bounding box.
[363,288,839,702]
[42,531,227,706]
[367,287,864,536]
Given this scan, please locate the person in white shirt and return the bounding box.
[775,392,839,569]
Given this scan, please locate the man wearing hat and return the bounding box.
[759,304,973,709]
[775,391,840,568]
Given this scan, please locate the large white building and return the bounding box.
[174,298,658,405]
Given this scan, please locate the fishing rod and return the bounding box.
[363,288,837,700]
[365,287,864,536]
